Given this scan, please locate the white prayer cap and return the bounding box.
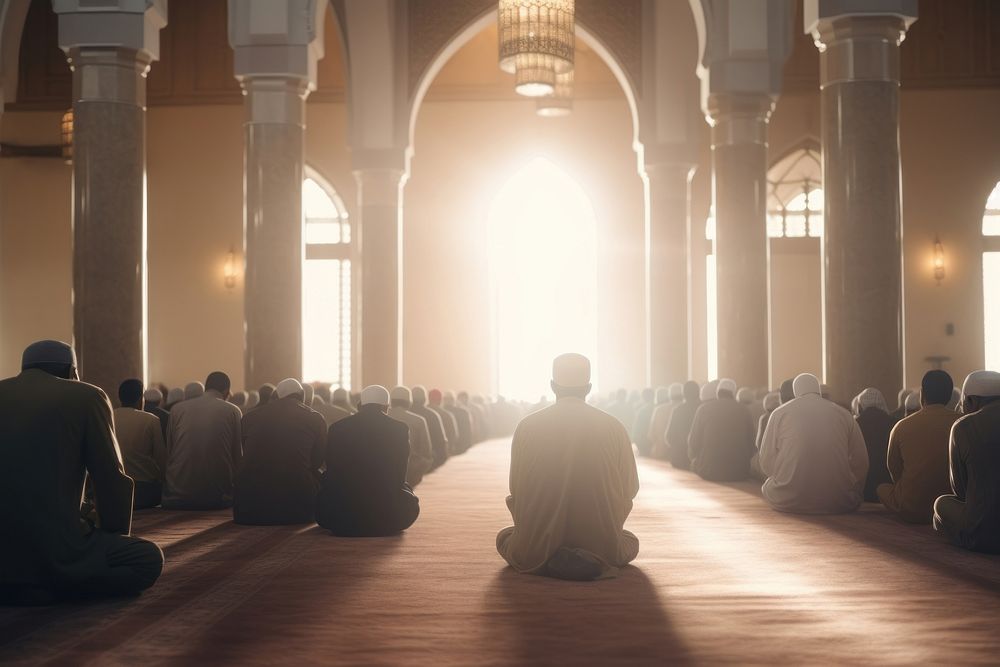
[22,340,76,369]
[443,391,456,406]
[332,387,349,403]
[245,390,260,410]
[655,386,670,403]
[166,387,185,406]
[276,378,303,399]
[904,391,920,411]
[717,378,737,397]
[851,395,860,416]
[144,388,163,403]
[736,387,753,403]
[857,387,889,413]
[184,382,205,400]
[962,371,1000,398]
[792,373,821,398]
[360,385,390,406]
[668,383,683,400]
[231,391,247,406]
[303,384,314,403]
[390,385,412,403]
[763,391,781,412]
[552,353,591,388]
[411,385,428,405]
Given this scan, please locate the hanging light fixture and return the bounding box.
[536,70,574,117]
[60,108,74,164]
[498,0,575,98]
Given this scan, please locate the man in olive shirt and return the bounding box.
[0,341,163,603]
[877,370,959,523]
[934,371,1000,552]
[115,379,167,509]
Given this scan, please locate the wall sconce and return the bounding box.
[60,108,73,165]
[933,236,945,285]
[224,246,238,289]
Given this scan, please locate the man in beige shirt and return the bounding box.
[114,379,167,509]
[878,370,959,523]
[497,354,639,581]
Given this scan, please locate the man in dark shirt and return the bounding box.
[234,378,326,525]
[316,385,419,537]
[0,340,163,603]
[687,379,755,481]
[934,371,1000,552]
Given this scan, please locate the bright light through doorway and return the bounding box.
[488,157,599,401]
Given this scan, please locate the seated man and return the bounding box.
[442,391,473,454]
[665,381,701,470]
[853,387,893,501]
[410,385,451,469]
[687,378,755,482]
[427,388,460,455]
[497,354,639,581]
[388,386,434,487]
[934,371,1000,552]
[162,371,243,510]
[143,387,170,438]
[233,378,326,525]
[114,379,167,509]
[316,385,419,536]
[877,370,959,523]
[760,373,869,514]
[0,341,162,603]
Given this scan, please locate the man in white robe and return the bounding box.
[497,353,639,580]
[759,373,869,514]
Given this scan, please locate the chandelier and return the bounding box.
[536,71,573,117]
[498,0,575,97]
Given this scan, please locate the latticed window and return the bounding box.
[983,181,1000,371]
[302,169,352,389]
[767,147,823,239]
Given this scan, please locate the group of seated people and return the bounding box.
[0,339,517,603]
[619,367,1000,552]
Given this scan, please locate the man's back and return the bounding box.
[234,398,325,524]
[498,398,639,573]
[688,397,754,481]
[0,370,131,586]
[949,402,1000,551]
[387,407,432,486]
[163,393,242,509]
[760,394,868,514]
[881,404,957,522]
[114,407,165,483]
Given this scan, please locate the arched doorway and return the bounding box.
[488,157,599,399]
[302,168,353,388]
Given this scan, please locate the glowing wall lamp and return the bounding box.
[933,236,945,285]
[224,246,238,289]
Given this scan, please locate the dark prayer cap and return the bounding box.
[22,340,76,370]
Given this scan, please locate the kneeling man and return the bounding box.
[316,385,419,536]
[497,354,639,580]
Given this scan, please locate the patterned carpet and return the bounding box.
[3,438,1000,665]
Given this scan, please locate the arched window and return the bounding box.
[302,168,353,388]
[767,147,823,238]
[984,181,1000,371]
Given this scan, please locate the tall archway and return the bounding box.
[487,157,599,399]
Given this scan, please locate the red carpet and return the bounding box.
[3,438,1000,665]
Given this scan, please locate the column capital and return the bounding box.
[642,142,698,179]
[353,167,406,207]
[228,0,325,90]
[705,93,774,148]
[54,0,167,64]
[804,0,917,37]
[242,76,309,126]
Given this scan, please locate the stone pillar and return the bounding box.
[807,1,917,403]
[229,0,324,389]
[646,162,695,385]
[240,77,308,388]
[707,94,774,388]
[56,1,166,395]
[354,166,405,388]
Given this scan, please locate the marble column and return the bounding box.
[241,77,308,388]
[354,167,404,388]
[647,162,695,385]
[66,46,151,395]
[708,95,774,388]
[814,14,912,404]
